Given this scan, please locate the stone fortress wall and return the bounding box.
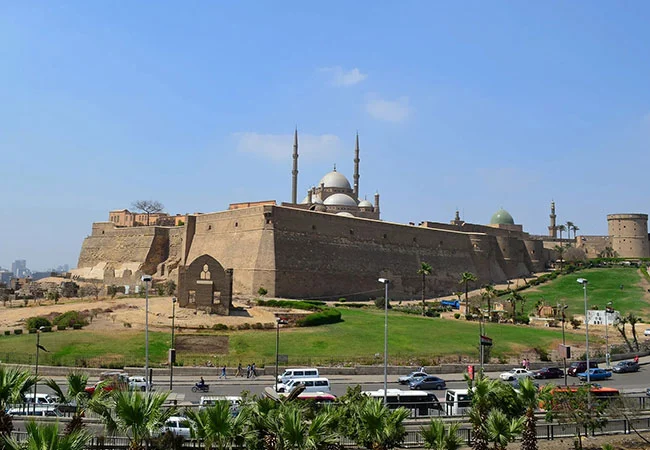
[607,213,650,258]
[77,205,546,301]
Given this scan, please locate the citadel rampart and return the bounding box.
[607,213,649,258]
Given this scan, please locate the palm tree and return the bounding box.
[507,291,523,320]
[516,378,552,450]
[459,272,478,316]
[89,390,174,450]
[344,397,410,450]
[566,222,574,241]
[418,262,433,316]
[262,403,337,450]
[45,372,92,434]
[187,399,254,450]
[557,225,566,240]
[421,419,463,450]
[482,285,496,320]
[0,365,36,437]
[572,225,579,240]
[2,420,91,450]
[485,409,523,450]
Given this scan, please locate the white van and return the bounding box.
[7,405,63,417]
[24,393,58,405]
[277,368,319,384]
[445,389,472,416]
[280,377,331,394]
[199,396,242,415]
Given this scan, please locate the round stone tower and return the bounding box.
[607,213,649,258]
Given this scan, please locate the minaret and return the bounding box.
[374,191,380,217]
[291,128,299,204]
[548,201,557,238]
[353,132,360,199]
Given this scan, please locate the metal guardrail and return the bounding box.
[8,416,650,449]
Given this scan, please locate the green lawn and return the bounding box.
[521,267,649,318]
[0,308,590,368]
[3,267,644,369]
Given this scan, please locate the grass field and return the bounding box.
[0,308,591,368]
[522,267,649,317]
[1,266,645,369]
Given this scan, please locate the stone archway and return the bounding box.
[178,255,233,315]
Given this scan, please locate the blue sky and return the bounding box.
[1,1,649,270]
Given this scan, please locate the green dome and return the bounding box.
[490,208,515,225]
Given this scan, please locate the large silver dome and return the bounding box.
[318,170,351,189]
[324,193,357,207]
[300,194,323,204]
[358,200,372,208]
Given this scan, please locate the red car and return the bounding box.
[533,367,564,379]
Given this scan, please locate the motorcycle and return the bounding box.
[192,383,210,393]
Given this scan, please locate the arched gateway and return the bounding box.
[178,254,233,315]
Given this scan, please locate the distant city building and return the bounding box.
[11,260,29,278]
[108,209,192,227]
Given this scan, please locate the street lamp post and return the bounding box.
[169,297,177,390]
[605,301,612,369]
[274,317,288,393]
[558,303,568,386]
[577,278,591,408]
[378,278,390,406]
[33,326,45,414]
[142,275,152,393]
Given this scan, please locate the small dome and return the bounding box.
[319,170,351,189]
[358,200,372,208]
[324,193,358,207]
[490,209,515,225]
[300,194,323,204]
[336,212,355,217]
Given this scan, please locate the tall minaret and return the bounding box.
[353,132,360,199]
[291,128,299,204]
[548,200,557,238]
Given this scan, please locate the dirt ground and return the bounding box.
[0,295,280,332]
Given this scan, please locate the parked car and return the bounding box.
[644,329,650,337]
[128,376,152,391]
[398,371,428,385]
[577,368,612,381]
[499,368,534,381]
[533,367,564,379]
[646,387,650,397]
[409,375,446,390]
[612,361,640,373]
[567,361,598,377]
[162,416,192,439]
[508,378,539,391]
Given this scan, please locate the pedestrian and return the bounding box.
[419,366,425,373]
[521,358,526,369]
[634,355,639,363]
[251,362,257,378]
[220,365,227,379]
[236,363,242,377]
[246,364,251,378]
[524,359,530,370]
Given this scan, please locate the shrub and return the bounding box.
[4,330,10,336]
[41,326,52,332]
[252,322,264,329]
[454,313,461,319]
[257,287,268,296]
[123,322,132,328]
[14,329,23,335]
[238,323,251,330]
[53,311,89,328]
[26,317,52,330]
[57,325,66,331]
[338,298,346,302]
[335,302,366,308]
[297,309,342,327]
[514,314,530,325]
[72,324,82,330]
[156,285,165,296]
[212,324,228,331]
[257,299,324,311]
[29,329,37,334]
